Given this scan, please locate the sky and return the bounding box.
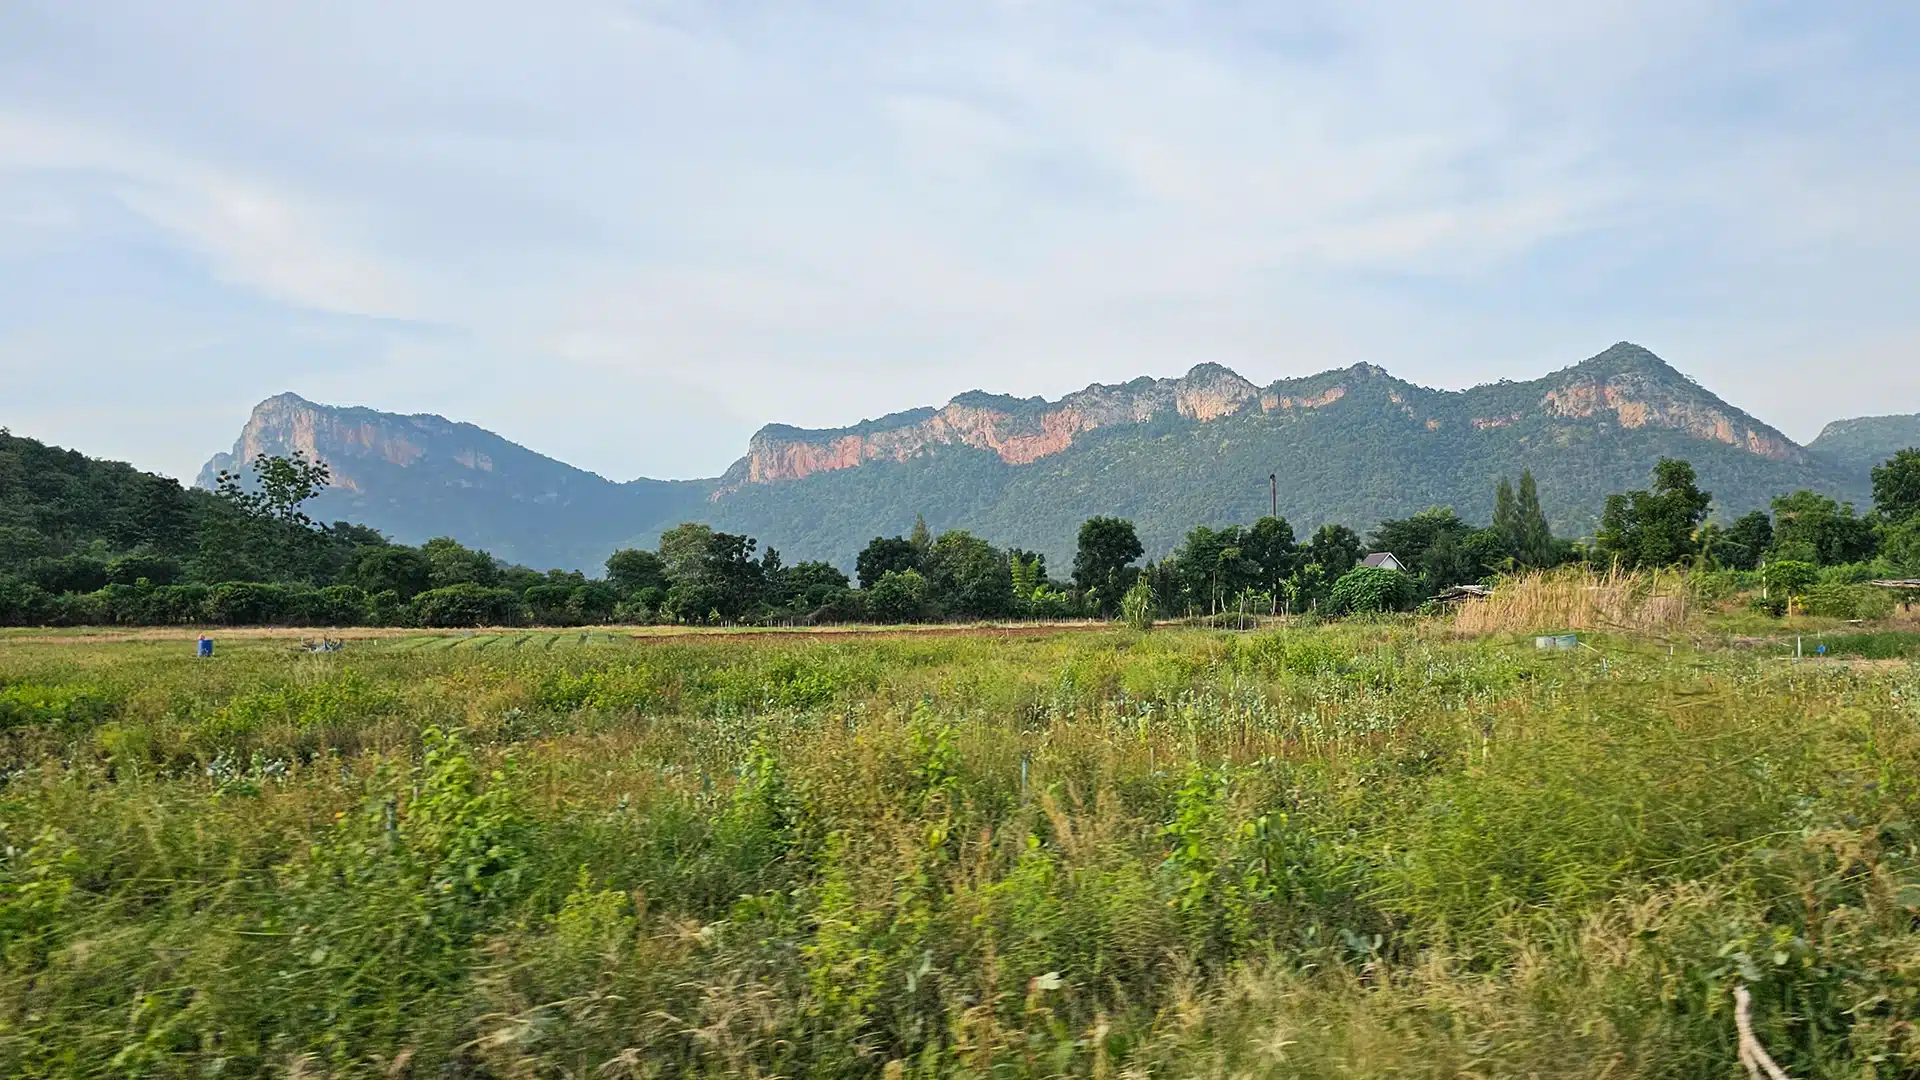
[2,1,1916,484]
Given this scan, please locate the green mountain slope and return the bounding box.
[705,344,1865,565]
[2,429,211,571]
[197,394,711,570]
[1808,414,1920,475]
[200,344,1882,571]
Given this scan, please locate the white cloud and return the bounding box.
[1,0,1916,480]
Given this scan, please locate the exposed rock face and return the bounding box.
[196,393,713,570]
[1542,374,1798,461]
[198,393,475,491]
[723,343,1807,493]
[727,364,1354,492]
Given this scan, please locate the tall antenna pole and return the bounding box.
[1269,473,1280,615]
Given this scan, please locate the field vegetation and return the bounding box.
[4,613,1919,1077]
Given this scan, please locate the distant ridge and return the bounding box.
[198,392,710,569]
[1807,413,1920,475]
[203,343,1882,570]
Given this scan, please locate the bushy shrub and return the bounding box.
[1747,594,1787,617]
[207,581,296,625]
[1800,583,1895,620]
[1764,560,1818,597]
[865,569,929,622]
[1328,566,1417,616]
[307,585,372,626]
[411,584,522,627]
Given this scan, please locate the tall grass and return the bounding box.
[1,625,1916,1077]
[1452,566,1693,635]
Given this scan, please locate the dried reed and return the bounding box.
[1452,566,1692,635]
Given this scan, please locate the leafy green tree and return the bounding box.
[1306,524,1363,579]
[1880,518,1920,573]
[1764,559,1819,598]
[1171,526,1258,615]
[856,536,920,589]
[1492,478,1520,557]
[774,561,852,613]
[1421,527,1507,591]
[28,554,108,595]
[1370,508,1470,574]
[353,545,433,599]
[104,550,180,587]
[213,451,332,528]
[1872,448,1920,525]
[1708,509,1773,571]
[1768,490,1876,567]
[1072,517,1144,614]
[566,582,619,624]
[1517,470,1557,566]
[411,583,522,627]
[604,548,668,598]
[423,537,500,588]
[1596,458,1713,569]
[1242,516,1297,602]
[657,523,715,585]
[924,530,1013,619]
[908,514,933,553]
[669,531,764,622]
[866,568,929,622]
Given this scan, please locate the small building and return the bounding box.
[1360,552,1408,573]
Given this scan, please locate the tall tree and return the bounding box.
[1769,490,1876,566]
[1491,478,1521,557]
[1172,525,1257,614]
[856,535,921,590]
[1514,470,1556,567]
[1370,508,1470,574]
[1872,448,1920,525]
[1072,516,1145,614]
[657,523,716,586]
[1708,510,1773,571]
[924,530,1013,618]
[1596,458,1712,569]
[1243,516,1297,602]
[605,548,668,598]
[1305,523,1363,578]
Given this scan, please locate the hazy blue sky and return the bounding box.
[3,1,1916,482]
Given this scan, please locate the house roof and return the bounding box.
[1361,552,1403,569]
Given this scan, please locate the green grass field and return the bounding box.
[3,622,1918,1077]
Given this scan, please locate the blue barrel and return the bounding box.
[197,637,213,658]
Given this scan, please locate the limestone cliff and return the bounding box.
[197,393,709,569]
[720,343,1806,495]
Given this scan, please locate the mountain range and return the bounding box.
[197,343,1915,571]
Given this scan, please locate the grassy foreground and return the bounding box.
[2,624,1918,1077]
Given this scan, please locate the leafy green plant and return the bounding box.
[1120,575,1155,631]
[1327,565,1417,615]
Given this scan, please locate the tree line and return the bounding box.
[3,423,1917,628]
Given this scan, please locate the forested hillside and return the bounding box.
[200,393,712,569]
[1809,413,1920,474]
[705,345,1865,566]
[1,428,211,573]
[198,344,1882,570]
